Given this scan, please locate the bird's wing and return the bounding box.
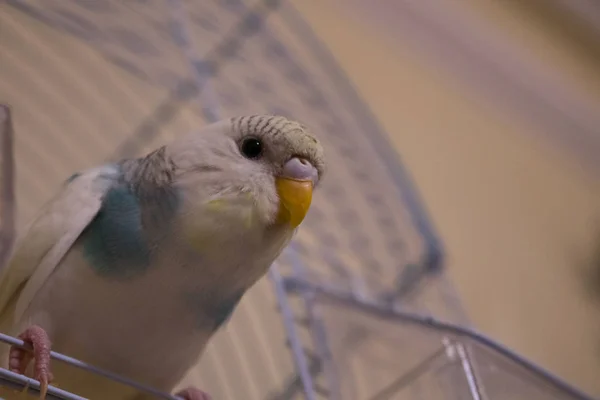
[0,165,119,324]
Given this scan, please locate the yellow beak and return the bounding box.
[275,177,314,228]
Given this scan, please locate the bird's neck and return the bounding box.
[116,147,180,236]
[119,146,176,195]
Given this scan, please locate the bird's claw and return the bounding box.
[8,325,53,399]
[176,387,212,400]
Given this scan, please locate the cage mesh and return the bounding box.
[0,1,594,400]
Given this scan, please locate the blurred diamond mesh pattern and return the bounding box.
[311,293,590,400]
[0,1,595,399]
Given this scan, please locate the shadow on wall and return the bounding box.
[580,225,600,363]
[582,226,600,304]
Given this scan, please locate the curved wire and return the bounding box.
[4,2,589,400]
[0,332,182,400]
[167,1,323,397]
[113,0,285,159]
[279,2,446,292]
[0,367,86,400]
[269,265,317,400]
[166,0,221,123]
[283,277,598,400]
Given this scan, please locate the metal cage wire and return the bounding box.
[0,1,595,399]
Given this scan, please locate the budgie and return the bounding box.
[0,115,325,400]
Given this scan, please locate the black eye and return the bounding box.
[240,137,263,159]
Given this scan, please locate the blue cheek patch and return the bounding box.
[82,185,152,279]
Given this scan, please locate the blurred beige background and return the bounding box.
[1,0,600,398]
[294,0,600,395]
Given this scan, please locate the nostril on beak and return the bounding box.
[283,157,318,184]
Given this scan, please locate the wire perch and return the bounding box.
[0,1,597,400]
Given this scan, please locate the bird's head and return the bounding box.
[168,115,326,229]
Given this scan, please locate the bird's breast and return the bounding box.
[180,193,263,254]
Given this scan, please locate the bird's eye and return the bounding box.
[240,137,263,159]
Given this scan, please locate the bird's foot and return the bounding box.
[8,325,53,399]
[175,387,212,400]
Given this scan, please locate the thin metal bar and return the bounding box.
[455,343,483,400]
[287,251,342,400]
[0,367,86,400]
[283,277,598,400]
[268,264,317,400]
[280,2,445,275]
[167,0,221,123]
[113,0,286,159]
[366,346,448,400]
[266,355,324,400]
[0,105,16,273]
[0,333,181,400]
[461,341,490,400]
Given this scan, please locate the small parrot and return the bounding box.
[0,115,325,399]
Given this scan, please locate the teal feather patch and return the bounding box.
[81,184,152,279]
[184,289,245,331]
[212,291,244,330]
